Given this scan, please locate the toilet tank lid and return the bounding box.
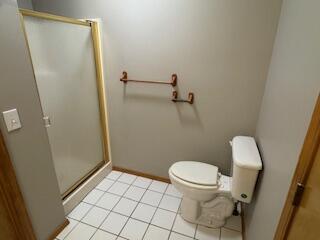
[232,136,262,170]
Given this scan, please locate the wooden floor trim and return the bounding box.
[112,166,171,183]
[0,130,37,240]
[48,218,69,240]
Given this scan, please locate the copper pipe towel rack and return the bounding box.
[172,91,194,104]
[120,71,177,86]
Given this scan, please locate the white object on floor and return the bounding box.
[133,176,152,188]
[68,202,92,221]
[169,232,194,240]
[113,197,138,216]
[82,189,104,205]
[144,225,170,240]
[117,173,137,184]
[100,212,128,235]
[91,229,117,240]
[124,185,146,201]
[107,181,130,196]
[81,206,109,228]
[95,192,120,210]
[173,214,197,237]
[151,208,176,230]
[148,180,169,193]
[120,218,148,240]
[221,228,242,240]
[169,136,262,228]
[140,190,163,206]
[64,222,96,240]
[65,170,242,240]
[132,203,156,223]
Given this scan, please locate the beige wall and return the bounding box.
[17,0,33,9]
[32,0,282,177]
[245,0,320,239]
[0,1,65,239]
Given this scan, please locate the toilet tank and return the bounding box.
[231,136,262,203]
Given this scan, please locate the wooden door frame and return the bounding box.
[0,129,36,240]
[274,93,320,239]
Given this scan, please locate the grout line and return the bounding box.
[141,183,170,240]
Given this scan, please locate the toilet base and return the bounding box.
[180,195,234,228]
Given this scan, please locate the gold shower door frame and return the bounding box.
[19,9,110,199]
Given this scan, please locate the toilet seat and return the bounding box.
[170,161,219,186]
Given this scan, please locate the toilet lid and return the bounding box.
[170,161,218,186]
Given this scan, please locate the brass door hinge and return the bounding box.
[292,183,305,206]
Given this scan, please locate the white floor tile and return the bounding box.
[133,177,152,189]
[107,182,130,196]
[169,232,194,240]
[165,185,182,198]
[132,203,156,223]
[124,185,146,201]
[82,189,105,205]
[81,206,109,228]
[224,216,242,232]
[151,208,176,230]
[148,180,168,193]
[140,190,163,207]
[64,222,96,240]
[221,228,242,240]
[96,179,115,191]
[96,192,121,210]
[117,173,137,184]
[91,229,117,240]
[56,218,78,240]
[113,198,138,216]
[159,195,181,212]
[120,218,148,240]
[143,225,170,240]
[106,171,122,180]
[100,212,128,235]
[196,225,220,240]
[172,215,196,238]
[68,202,92,221]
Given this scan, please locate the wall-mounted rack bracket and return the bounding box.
[120,71,177,86]
[172,90,194,104]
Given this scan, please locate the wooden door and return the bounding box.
[286,146,320,239]
[0,130,36,240]
[275,94,320,240]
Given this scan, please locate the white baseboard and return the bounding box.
[63,162,112,214]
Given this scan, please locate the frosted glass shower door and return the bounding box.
[23,16,105,196]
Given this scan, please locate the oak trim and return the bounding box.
[20,8,90,26]
[0,130,36,240]
[113,166,171,183]
[47,219,69,240]
[274,94,320,239]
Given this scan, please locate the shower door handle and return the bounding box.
[43,116,51,128]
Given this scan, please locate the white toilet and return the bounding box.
[169,136,262,228]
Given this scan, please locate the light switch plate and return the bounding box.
[2,109,22,132]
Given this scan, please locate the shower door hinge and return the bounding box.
[292,183,305,206]
[43,116,51,128]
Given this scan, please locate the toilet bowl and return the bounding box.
[169,136,262,228]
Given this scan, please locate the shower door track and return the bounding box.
[19,9,110,199]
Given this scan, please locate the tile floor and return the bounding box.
[56,171,242,240]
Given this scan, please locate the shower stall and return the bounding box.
[20,9,110,199]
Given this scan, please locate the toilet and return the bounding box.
[169,136,262,228]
